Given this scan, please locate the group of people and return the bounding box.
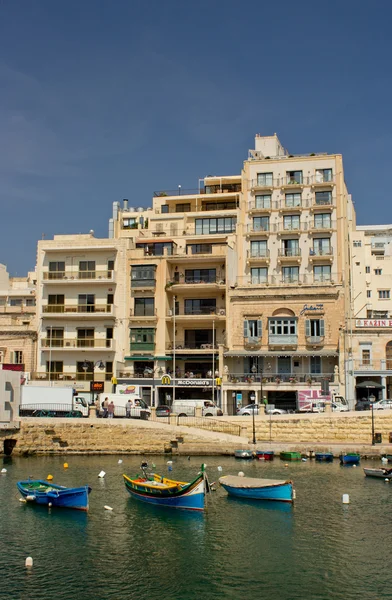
[94,396,136,418]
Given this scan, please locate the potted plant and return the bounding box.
[289,377,297,384]
[307,377,313,385]
[275,377,281,384]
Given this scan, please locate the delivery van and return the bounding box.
[171,399,223,417]
[98,393,150,419]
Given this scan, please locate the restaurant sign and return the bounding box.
[356,319,392,328]
[176,379,212,387]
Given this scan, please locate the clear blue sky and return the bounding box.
[1,0,391,275]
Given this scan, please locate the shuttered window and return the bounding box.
[244,319,262,340]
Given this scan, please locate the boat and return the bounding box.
[364,467,392,479]
[382,454,392,463]
[339,453,360,465]
[219,475,294,503]
[17,480,91,511]
[235,450,254,459]
[280,451,301,461]
[255,450,274,461]
[315,452,334,462]
[123,463,206,511]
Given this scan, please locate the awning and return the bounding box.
[224,351,338,357]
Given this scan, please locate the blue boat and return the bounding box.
[123,464,206,511]
[17,480,91,511]
[219,475,294,503]
[339,453,360,466]
[234,450,254,459]
[315,452,334,462]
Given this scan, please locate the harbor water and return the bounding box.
[1,454,392,600]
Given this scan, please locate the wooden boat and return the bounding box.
[280,451,301,461]
[339,453,360,465]
[235,450,254,459]
[364,467,392,479]
[315,452,334,462]
[123,464,206,511]
[255,450,274,461]
[219,475,294,503]
[382,454,392,463]
[17,480,91,511]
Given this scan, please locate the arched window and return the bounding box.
[386,341,392,370]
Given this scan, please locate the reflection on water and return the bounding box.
[1,455,392,600]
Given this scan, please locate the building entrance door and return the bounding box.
[277,357,291,375]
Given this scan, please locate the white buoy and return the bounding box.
[342,494,350,504]
[25,557,33,567]
[167,460,173,465]
[238,471,245,477]
[48,502,52,507]
[19,498,27,503]
[1,468,7,474]
[301,458,307,462]
[353,464,357,468]
[118,459,123,464]
[217,466,223,472]
[104,505,113,511]
[98,471,106,478]
[385,478,389,482]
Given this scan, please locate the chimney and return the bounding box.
[123,198,129,211]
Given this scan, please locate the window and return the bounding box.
[47,294,64,312]
[286,170,303,184]
[378,290,390,299]
[130,328,155,349]
[134,298,155,316]
[123,218,137,229]
[374,269,382,275]
[175,203,191,212]
[9,298,22,306]
[185,269,216,283]
[107,260,114,278]
[367,290,372,298]
[366,266,370,273]
[314,213,331,229]
[46,328,64,347]
[310,356,321,374]
[253,216,269,232]
[257,172,273,186]
[77,329,95,347]
[315,191,332,206]
[79,261,96,279]
[353,240,362,248]
[251,268,268,284]
[47,360,63,374]
[13,350,23,364]
[282,239,299,256]
[250,241,268,258]
[131,265,156,288]
[285,193,301,207]
[202,201,236,211]
[269,319,297,335]
[282,266,299,283]
[312,238,331,256]
[283,215,300,230]
[161,205,169,214]
[313,265,331,282]
[305,319,325,338]
[195,218,236,235]
[361,348,371,366]
[48,261,65,279]
[78,294,95,312]
[315,168,332,183]
[244,319,262,341]
[255,195,271,209]
[187,244,213,255]
[184,299,216,315]
[25,298,36,307]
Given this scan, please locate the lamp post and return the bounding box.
[83,360,105,406]
[369,393,376,445]
[251,363,257,445]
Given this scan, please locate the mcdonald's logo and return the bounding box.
[161,375,171,385]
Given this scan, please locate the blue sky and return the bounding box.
[1,0,392,275]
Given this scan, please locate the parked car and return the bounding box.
[372,399,392,410]
[265,406,288,415]
[237,404,288,416]
[156,404,171,417]
[355,400,371,411]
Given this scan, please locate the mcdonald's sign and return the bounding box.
[161,375,171,385]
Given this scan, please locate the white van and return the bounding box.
[171,399,223,417]
[98,393,151,419]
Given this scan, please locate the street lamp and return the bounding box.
[251,364,258,445]
[82,360,105,405]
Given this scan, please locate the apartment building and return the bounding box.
[350,225,392,402]
[34,234,129,393]
[0,264,37,372]
[109,133,354,412]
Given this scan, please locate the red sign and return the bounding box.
[356,319,392,328]
[1,363,24,372]
[90,381,105,393]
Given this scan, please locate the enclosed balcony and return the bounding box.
[268,334,298,346]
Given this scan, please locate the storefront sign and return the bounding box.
[90,381,104,393]
[356,319,392,328]
[176,379,212,387]
[161,375,171,385]
[300,304,324,316]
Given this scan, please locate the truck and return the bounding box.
[297,389,349,413]
[20,385,89,417]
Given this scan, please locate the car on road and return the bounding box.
[237,404,288,416]
[372,399,392,410]
[156,404,171,417]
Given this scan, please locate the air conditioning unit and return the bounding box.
[168,309,173,316]
[219,309,226,316]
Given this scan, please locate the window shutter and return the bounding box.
[320,320,325,336]
[305,320,310,337]
[243,320,249,338]
[257,320,262,338]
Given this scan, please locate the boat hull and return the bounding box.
[280,452,301,461]
[123,473,205,511]
[255,451,274,461]
[364,468,392,479]
[220,477,293,503]
[315,453,334,462]
[235,450,254,459]
[339,454,360,465]
[17,480,91,511]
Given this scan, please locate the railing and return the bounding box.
[0,304,36,313]
[274,222,307,233]
[247,249,270,259]
[248,175,335,189]
[31,372,113,381]
[155,204,238,214]
[131,279,156,288]
[311,199,334,208]
[227,373,334,384]
[305,336,325,344]
[248,200,277,211]
[43,270,114,281]
[168,308,226,316]
[269,334,298,345]
[176,416,241,437]
[169,244,227,257]
[309,220,336,231]
[278,248,301,257]
[353,359,392,371]
[309,248,333,256]
[236,274,340,286]
[170,276,224,285]
[42,304,113,314]
[166,341,221,350]
[129,308,158,317]
[153,185,241,197]
[249,178,279,189]
[247,224,270,234]
[41,338,114,349]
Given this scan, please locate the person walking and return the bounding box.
[108,401,115,418]
[125,398,132,418]
[111,375,118,393]
[102,397,109,418]
[95,395,101,418]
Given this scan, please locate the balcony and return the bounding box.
[371,242,386,255]
[277,248,301,263]
[31,371,113,382]
[249,178,278,193]
[246,224,270,236]
[168,308,226,320]
[129,308,158,321]
[310,174,335,188]
[166,340,222,351]
[353,359,392,372]
[166,244,227,262]
[247,249,270,264]
[268,334,298,346]
[305,336,325,346]
[309,199,334,212]
[309,220,336,233]
[42,304,114,317]
[43,270,114,282]
[153,184,241,197]
[41,338,115,350]
[278,201,306,213]
[244,337,262,348]
[280,177,304,191]
[236,274,339,287]
[129,342,155,351]
[131,279,156,290]
[227,373,333,384]
[274,222,307,235]
[309,248,334,262]
[248,201,276,214]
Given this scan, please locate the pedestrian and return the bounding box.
[102,397,109,418]
[95,395,101,418]
[108,401,115,418]
[111,375,118,393]
[125,398,132,418]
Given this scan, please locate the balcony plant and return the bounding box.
[307,376,313,385]
[275,377,281,384]
[289,377,297,384]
